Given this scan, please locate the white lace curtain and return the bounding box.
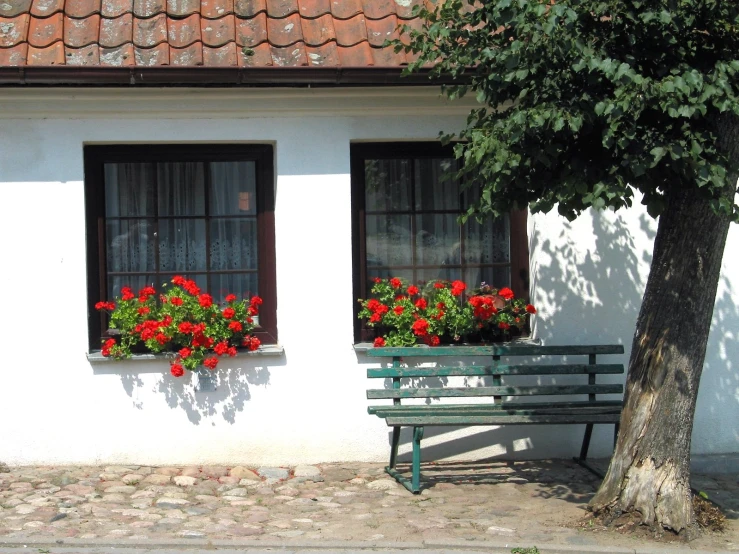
[103,161,258,298]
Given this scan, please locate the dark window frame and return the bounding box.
[84,144,277,351]
[350,142,530,342]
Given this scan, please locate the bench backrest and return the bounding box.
[366,345,625,404]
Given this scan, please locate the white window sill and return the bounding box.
[87,344,285,363]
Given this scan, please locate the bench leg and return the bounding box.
[573,423,606,479]
[411,426,424,494]
[388,426,401,469]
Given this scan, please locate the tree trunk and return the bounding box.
[588,114,738,533]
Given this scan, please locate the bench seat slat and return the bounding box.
[385,414,622,426]
[368,400,623,414]
[367,345,625,357]
[368,404,623,418]
[367,384,623,399]
[367,364,624,378]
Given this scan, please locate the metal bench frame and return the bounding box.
[367,345,624,493]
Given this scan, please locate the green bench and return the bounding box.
[367,344,625,493]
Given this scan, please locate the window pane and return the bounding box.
[107,274,159,301]
[157,162,206,217]
[209,161,257,216]
[365,159,412,212]
[106,219,155,273]
[104,163,156,217]
[366,214,412,267]
[466,266,512,292]
[210,219,258,270]
[415,214,461,267]
[158,218,207,272]
[211,273,258,303]
[414,158,459,211]
[417,267,462,286]
[464,214,510,264]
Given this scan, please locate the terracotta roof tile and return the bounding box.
[170,42,202,64]
[101,0,134,17]
[201,14,234,46]
[0,43,28,65]
[167,12,200,47]
[65,43,101,64]
[0,0,32,18]
[234,0,266,17]
[306,41,338,65]
[133,0,165,18]
[265,0,297,18]
[167,0,200,17]
[266,12,301,46]
[28,41,64,63]
[0,14,30,47]
[203,41,237,65]
[28,12,63,47]
[30,0,64,18]
[300,13,333,46]
[297,0,329,19]
[100,13,133,46]
[371,42,404,65]
[134,12,166,46]
[333,13,366,46]
[270,43,305,66]
[394,0,423,19]
[67,0,103,18]
[235,11,266,46]
[330,0,361,20]
[361,0,394,20]
[135,42,169,64]
[365,14,397,47]
[337,41,372,66]
[1,0,427,68]
[201,0,233,18]
[238,40,270,65]
[64,14,100,47]
[100,42,135,64]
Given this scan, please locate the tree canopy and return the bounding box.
[401,0,739,222]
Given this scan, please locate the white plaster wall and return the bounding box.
[0,88,736,466]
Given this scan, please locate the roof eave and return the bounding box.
[0,66,456,87]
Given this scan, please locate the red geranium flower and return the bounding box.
[250,296,263,307]
[366,299,381,312]
[373,337,386,347]
[179,347,192,359]
[498,321,511,330]
[214,341,229,355]
[227,346,238,357]
[243,336,261,351]
[372,277,382,283]
[393,305,405,315]
[428,335,440,346]
[225,294,237,303]
[229,321,243,332]
[411,319,429,336]
[121,287,135,301]
[198,294,213,308]
[170,297,183,306]
[414,298,427,309]
[155,332,169,345]
[370,313,382,323]
[203,357,218,370]
[170,363,185,377]
[178,322,193,334]
[498,287,515,300]
[407,285,419,295]
[222,307,236,319]
[172,276,186,286]
[138,306,150,315]
[526,304,537,314]
[434,282,446,289]
[451,280,466,296]
[389,277,402,289]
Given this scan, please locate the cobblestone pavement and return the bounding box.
[0,460,736,552]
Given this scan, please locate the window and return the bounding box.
[84,144,277,350]
[351,143,529,342]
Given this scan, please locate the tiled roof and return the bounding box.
[0,0,428,67]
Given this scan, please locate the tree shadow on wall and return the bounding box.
[94,355,285,425]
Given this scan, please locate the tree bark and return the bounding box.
[588,113,738,533]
